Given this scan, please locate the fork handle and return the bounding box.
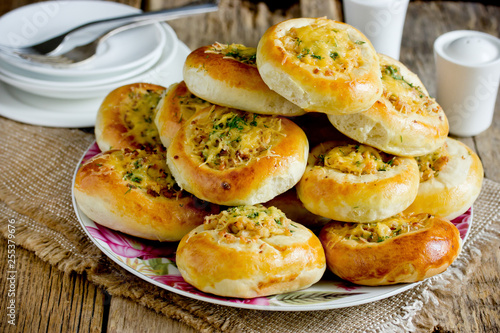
[50,0,218,54]
[74,0,218,31]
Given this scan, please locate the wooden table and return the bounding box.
[0,1,499,332]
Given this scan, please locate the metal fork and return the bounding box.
[0,0,218,67]
[10,21,161,67]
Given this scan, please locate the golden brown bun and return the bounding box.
[256,18,382,115]
[328,54,449,156]
[94,83,166,151]
[319,213,462,286]
[166,106,309,206]
[263,187,331,230]
[404,138,483,220]
[176,205,326,298]
[73,148,218,242]
[154,81,214,148]
[296,141,420,222]
[183,43,305,116]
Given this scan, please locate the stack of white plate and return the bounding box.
[0,1,191,127]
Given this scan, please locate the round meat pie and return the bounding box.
[95,83,166,151]
[74,147,218,242]
[328,54,449,156]
[183,42,305,116]
[154,81,214,148]
[257,18,383,115]
[166,106,309,206]
[404,137,483,220]
[176,204,326,298]
[296,141,420,222]
[319,213,462,285]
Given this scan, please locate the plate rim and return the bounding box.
[0,41,190,127]
[0,0,166,77]
[71,141,474,311]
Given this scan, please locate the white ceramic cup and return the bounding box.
[434,30,500,137]
[343,0,409,60]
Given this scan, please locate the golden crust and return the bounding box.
[319,214,462,285]
[256,18,383,115]
[328,54,449,156]
[166,106,309,206]
[95,83,166,151]
[154,81,214,148]
[296,141,420,222]
[73,148,218,242]
[176,205,326,298]
[404,138,483,220]
[183,43,305,116]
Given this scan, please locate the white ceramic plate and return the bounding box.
[72,144,473,311]
[0,44,161,88]
[0,22,171,87]
[0,23,178,98]
[0,28,181,100]
[0,42,190,127]
[0,1,166,77]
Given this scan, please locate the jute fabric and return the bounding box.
[1,117,499,332]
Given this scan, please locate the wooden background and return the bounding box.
[0,0,499,332]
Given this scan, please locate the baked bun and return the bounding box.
[405,138,483,220]
[154,81,214,148]
[183,43,305,116]
[264,188,331,230]
[73,147,218,242]
[296,141,420,222]
[328,54,449,156]
[166,106,309,206]
[95,83,166,152]
[256,18,382,115]
[176,205,326,298]
[319,213,462,285]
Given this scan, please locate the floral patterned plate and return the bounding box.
[72,142,472,311]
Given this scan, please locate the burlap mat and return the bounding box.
[1,116,499,332]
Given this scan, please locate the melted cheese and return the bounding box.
[415,143,450,182]
[203,205,294,242]
[107,148,180,198]
[335,213,431,243]
[172,88,213,123]
[280,22,364,74]
[121,87,163,147]
[205,42,257,65]
[319,144,397,176]
[381,64,440,115]
[187,107,284,170]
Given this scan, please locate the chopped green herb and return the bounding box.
[329,51,339,60]
[131,176,142,183]
[247,211,259,219]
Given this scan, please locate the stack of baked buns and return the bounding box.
[74,17,484,298]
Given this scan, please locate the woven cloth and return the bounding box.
[1,116,499,332]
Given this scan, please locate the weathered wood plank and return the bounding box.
[425,239,500,333]
[0,236,105,333]
[299,0,342,20]
[0,2,498,333]
[148,0,302,48]
[107,296,199,333]
[474,92,500,182]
